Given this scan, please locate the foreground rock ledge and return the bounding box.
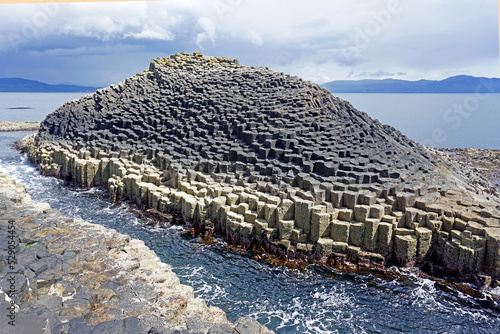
[0,171,272,334]
[26,52,500,286]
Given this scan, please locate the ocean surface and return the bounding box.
[333,93,499,149]
[0,92,89,122]
[1,92,499,149]
[0,94,499,332]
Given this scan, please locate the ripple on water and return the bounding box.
[1,133,500,334]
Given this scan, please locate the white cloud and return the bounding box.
[196,17,216,48]
[249,31,263,47]
[0,0,497,85]
[125,25,175,41]
[0,1,183,46]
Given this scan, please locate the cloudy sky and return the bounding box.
[0,0,498,86]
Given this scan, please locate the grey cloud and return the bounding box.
[0,0,497,86]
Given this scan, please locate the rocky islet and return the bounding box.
[23,52,500,287]
[0,121,40,132]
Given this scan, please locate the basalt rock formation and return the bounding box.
[0,170,271,333]
[25,52,500,286]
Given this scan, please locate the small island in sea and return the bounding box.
[24,52,500,283]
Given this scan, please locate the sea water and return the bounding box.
[0,92,88,122]
[334,93,500,149]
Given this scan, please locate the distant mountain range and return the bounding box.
[3,75,499,94]
[0,78,100,92]
[321,75,500,93]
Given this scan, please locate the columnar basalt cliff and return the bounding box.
[25,52,500,286]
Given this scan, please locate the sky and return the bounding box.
[0,0,498,87]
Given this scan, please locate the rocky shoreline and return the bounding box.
[437,148,500,192]
[0,170,272,333]
[0,122,41,132]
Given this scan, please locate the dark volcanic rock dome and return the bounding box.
[38,52,445,195]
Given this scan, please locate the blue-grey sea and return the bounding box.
[0,92,499,333]
[1,92,499,148]
[334,93,499,149]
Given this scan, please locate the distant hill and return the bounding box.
[0,78,100,92]
[321,75,500,93]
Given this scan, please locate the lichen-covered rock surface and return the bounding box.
[26,52,500,285]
